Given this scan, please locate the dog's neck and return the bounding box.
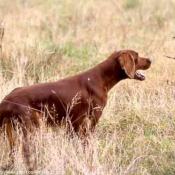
[97,56,127,91]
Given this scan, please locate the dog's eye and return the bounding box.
[136,53,139,59]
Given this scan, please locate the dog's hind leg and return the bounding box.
[1,117,16,170]
[22,128,33,171]
[21,116,37,172]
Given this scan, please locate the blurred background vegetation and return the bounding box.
[1,0,175,174]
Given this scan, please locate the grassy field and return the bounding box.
[0,0,175,174]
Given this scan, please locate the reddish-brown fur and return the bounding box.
[0,49,151,170]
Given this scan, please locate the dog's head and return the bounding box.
[117,50,152,81]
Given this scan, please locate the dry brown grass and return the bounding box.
[0,0,175,174]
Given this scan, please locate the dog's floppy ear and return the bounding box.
[118,53,135,79]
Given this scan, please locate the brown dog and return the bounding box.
[0,49,151,170]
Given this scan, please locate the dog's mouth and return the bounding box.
[134,70,146,81]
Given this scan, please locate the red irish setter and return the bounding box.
[0,49,152,170]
